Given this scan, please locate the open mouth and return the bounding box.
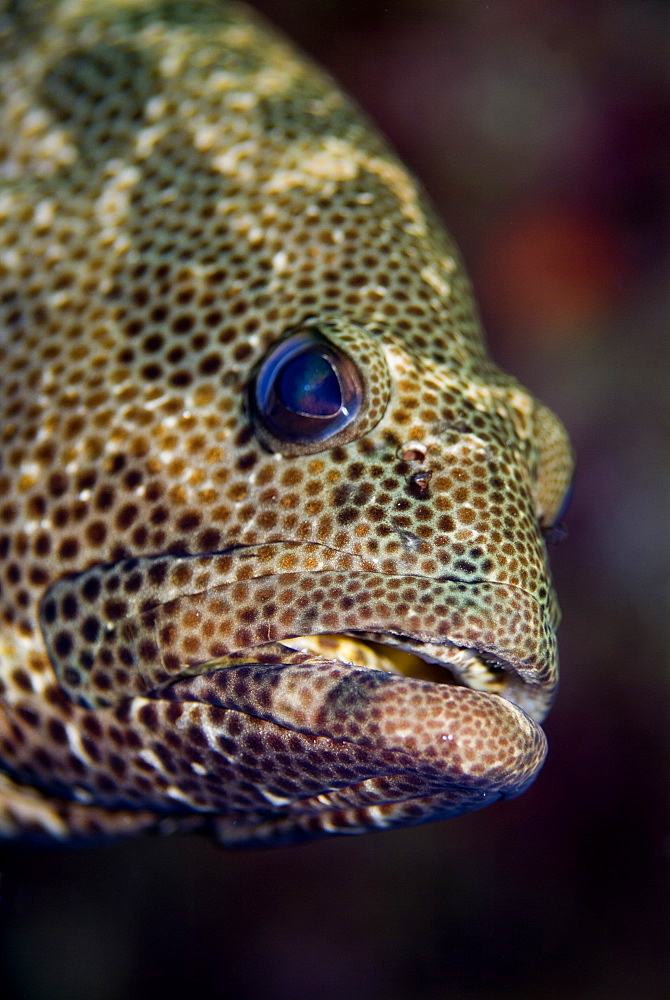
[279,632,507,691]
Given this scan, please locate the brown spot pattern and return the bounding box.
[0,1,572,846]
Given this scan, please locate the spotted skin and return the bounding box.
[0,0,572,845]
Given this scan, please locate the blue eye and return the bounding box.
[278,351,342,417]
[250,328,364,449]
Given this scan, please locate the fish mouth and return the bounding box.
[39,548,554,836]
[41,544,557,722]
[185,625,553,724]
[280,632,503,690]
[158,618,550,845]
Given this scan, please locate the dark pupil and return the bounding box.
[278,351,342,417]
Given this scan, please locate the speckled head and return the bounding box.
[0,0,572,844]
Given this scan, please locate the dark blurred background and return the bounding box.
[1,1,668,997]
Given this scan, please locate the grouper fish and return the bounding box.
[0,0,573,845]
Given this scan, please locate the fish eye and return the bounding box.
[250,328,364,446]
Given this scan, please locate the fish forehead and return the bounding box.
[0,1,572,843]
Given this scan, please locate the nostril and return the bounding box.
[398,441,427,462]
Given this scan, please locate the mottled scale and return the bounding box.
[0,0,573,845]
